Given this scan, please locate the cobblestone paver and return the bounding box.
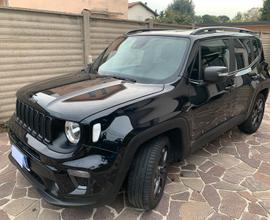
[0,99,270,219]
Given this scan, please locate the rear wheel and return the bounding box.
[238,93,265,134]
[127,137,169,210]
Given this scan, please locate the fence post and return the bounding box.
[82,10,91,67]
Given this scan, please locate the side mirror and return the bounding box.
[204,66,229,83]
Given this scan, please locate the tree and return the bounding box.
[201,15,219,24]
[232,8,261,22]
[218,15,230,23]
[194,15,230,24]
[247,8,261,21]
[155,0,195,24]
[167,0,195,17]
[194,15,203,24]
[261,0,270,20]
[232,12,244,22]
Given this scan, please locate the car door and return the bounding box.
[187,37,234,142]
[230,37,261,118]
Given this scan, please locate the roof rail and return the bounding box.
[126,28,172,35]
[191,26,256,35]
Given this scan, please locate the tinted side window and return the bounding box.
[233,39,249,70]
[189,52,200,80]
[252,38,262,59]
[240,39,253,64]
[201,39,230,70]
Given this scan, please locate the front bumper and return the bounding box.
[8,116,121,207]
[9,155,103,207]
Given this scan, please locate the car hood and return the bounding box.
[17,73,164,121]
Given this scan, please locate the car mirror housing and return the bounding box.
[204,66,229,83]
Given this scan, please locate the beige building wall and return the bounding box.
[128,4,155,21]
[7,0,128,18]
[0,0,8,6]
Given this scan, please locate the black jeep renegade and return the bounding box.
[8,27,270,209]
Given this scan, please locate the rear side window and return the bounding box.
[239,39,253,64]
[252,38,262,60]
[233,39,249,70]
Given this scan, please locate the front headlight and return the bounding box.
[65,121,81,144]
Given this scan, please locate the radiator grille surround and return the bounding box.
[16,100,53,143]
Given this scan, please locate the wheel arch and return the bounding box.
[260,88,269,101]
[247,83,270,118]
[117,117,191,188]
[128,117,191,163]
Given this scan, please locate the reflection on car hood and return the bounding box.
[17,73,164,121]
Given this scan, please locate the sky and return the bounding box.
[129,0,264,18]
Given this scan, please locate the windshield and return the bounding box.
[92,36,190,83]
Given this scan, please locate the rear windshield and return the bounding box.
[93,36,190,83]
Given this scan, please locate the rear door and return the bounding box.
[230,37,262,118]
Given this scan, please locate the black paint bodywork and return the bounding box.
[8,30,270,207]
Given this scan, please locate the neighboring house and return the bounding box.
[0,0,128,19]
[0,0,8,6]
[128,1,158,21]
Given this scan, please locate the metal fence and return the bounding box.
[0,7,85,122]
[261,32,270,63]
[0,7,269,123]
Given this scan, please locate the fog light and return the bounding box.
[92,123,101,143]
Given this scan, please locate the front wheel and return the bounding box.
[238,93,266,134]
[127,137,169,210]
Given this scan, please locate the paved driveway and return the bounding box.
[0,100,270,220]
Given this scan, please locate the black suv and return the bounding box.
[8,27,270,209]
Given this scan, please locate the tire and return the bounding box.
[127,137,169,210]
[238,93,266,134]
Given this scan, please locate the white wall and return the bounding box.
[128,4,155,21]
[8,0,128,18]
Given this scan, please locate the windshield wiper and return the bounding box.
[102,74,136,83]
[113,76,136,83]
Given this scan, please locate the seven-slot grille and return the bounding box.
[16,100,53,143]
